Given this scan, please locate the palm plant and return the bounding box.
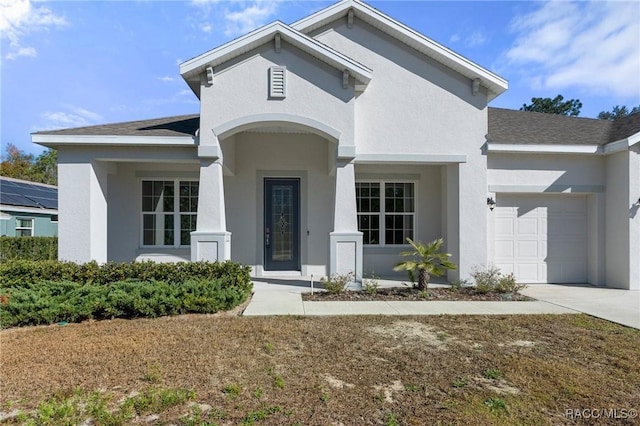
[393,238,456,291]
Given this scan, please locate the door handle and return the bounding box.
[265,227,270,247]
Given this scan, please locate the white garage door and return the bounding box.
[494,195,588,284]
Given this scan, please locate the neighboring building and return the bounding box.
[0,176,58,237]
[32,0,639,289]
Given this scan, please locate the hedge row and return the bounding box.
[0,260,253,328]
[0,278,251,328]
[0,236,58,261]
[0,259,251,288]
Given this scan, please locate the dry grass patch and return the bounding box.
[1,314,639,425]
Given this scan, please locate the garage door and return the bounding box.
[494,195,587,283]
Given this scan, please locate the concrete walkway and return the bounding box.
[243,278,578,317]
[522,284,640,329]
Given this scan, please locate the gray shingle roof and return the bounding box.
[488,107,613,146]
[32,109,640,147]
[32,114,199,137]
[608,111,640,143]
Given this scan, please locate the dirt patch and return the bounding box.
[322,374,354,389]
[369,320,451,348]
[473,377,521,395]
[303,286,533,301]
[373,380,405,403]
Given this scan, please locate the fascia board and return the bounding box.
[292,0,507,99]
[355,153,467,164]
[604,131,640,153]
[180,21,372,85]
[32,134,195,148]
[1,205,58,215]
[487,143,602,154]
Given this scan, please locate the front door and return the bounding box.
[264,178,300,271]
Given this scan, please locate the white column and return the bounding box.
[329,158,363,280]
[58,155,109,263]
[191,158,231,262]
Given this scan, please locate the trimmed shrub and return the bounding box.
[0,259,251,288]
[0,236,58,261]
[0,260,253,328]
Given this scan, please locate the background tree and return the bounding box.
[520,95,582,116]
[0,143,58,185]
[597,105,640,121]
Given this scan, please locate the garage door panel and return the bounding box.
[494,195,587,284]
[516,218,538,235]
[495,241,514,258]
[495,217,514,235]
[516,240,539,258]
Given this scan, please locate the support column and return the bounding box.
[57,155,109,263]
[191,159,231,262]
[329,158,363,280]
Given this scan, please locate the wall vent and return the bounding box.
[269,66,286,99]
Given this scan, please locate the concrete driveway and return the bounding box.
[522,284,640,329]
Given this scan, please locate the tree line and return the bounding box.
[0,144,57,185]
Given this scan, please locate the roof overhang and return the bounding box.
[32,134,196,149]
[0,204,58,215]
[487,143,602,155]
[180,21,373,98]
[487,129,640,155]
[292,0,508,101]
[603,131,640,154]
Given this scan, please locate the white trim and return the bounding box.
[487,143,601,154]
[355,180,417,247]
[32,134,195,148]
[604,131,640,154]
[15,217,34,237]
[139,178,199,249]
[213,113,342,143]
[292,0,508,101]
[355,153,467,164]
[1,205,58,214]
[488,185,605,194]
[180,21,372,89]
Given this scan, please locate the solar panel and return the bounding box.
[0,178,58,210]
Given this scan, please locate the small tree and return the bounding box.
[598,105,640,121]
[520,95,582,116]
[394,238,456,291]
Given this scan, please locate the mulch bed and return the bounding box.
[302,286,533,301]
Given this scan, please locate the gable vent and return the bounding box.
[269,66,286,99]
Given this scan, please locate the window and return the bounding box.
[356,182,415,245]
[16,218,34,237]
[141,180,198,246]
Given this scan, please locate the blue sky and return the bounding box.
[2,0,639,155]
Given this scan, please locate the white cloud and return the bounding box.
[449,31,487,48]
[0,0,67,60]
[505,1,640,99]
[190,0,281,37]
[222,1,280,37]
[38,105,103,130]
[157,76,177,83]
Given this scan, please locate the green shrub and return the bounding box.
[0,236,57,261]
[0,259,251,288]
[0,260,252,328]
[321,272,354,294]
[470,265,525,294]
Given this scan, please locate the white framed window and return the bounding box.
[16,218,34,237]
[356,181,415,245]
[141,180,198,247]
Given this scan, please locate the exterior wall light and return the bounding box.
[487,197,496,211]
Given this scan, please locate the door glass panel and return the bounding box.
[271,185,293,261]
